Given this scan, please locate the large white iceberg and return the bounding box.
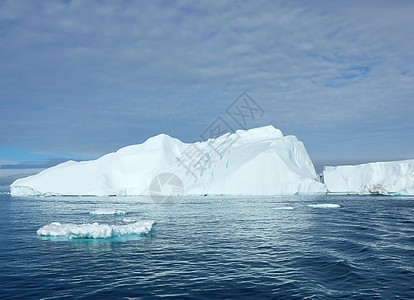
[11,125,327,196]
[323,159,414,195]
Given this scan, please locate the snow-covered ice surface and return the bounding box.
[11,125,326,196]
[308,204,341,208]
[89,209,126,215]
[37,221,156,239]
[323,159,414,195]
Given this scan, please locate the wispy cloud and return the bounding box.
[0,0,413,165]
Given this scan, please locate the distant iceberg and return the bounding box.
[10,125,327,196]
[37,221,155,239]
[323,159,414,195]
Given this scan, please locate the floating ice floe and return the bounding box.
[37,220,156,239]
[122,217,139,223]
[308,204,341,208]
[272,206,294,210]
[89,209,126,215]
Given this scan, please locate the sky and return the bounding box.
[1,0,413,184]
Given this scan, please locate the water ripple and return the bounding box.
[0,194,414,299]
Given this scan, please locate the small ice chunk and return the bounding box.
[122,217,139,223]
[37,220,155,239]
[308,203,341,208]
[89,209,126,215]
[273,206,294,210]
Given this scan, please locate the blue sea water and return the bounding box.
[0,193,414,299]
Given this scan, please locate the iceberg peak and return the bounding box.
[235,125,283,140]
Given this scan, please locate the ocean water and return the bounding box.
[0,194,414,299]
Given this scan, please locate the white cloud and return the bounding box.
[0,0,413,163]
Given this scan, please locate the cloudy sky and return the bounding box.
[1,0,413,180]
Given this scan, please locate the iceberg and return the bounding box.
[11,125,327,196]
[37,220,156,239]
[323,159,414,195]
